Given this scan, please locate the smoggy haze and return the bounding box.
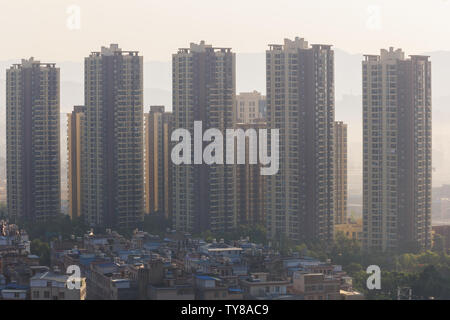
[1,0,450,61]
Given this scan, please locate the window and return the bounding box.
[33,291,40,299]
[44,291,50,299]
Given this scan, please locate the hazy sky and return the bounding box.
[2,0,450,61]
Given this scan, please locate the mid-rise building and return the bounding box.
[235,91,266,124]
[266,37,335,243]
[172,41,236,233]
[239,273,289,299]
[83,44,144,229]
[144,106,173,219]
[6,58,61,222]
[67,106,85,219]
[362,48,432,252]
[334,219,363,240]
[236,121,266,225]
[88,262,138,300]
[292,272,340,300]
[334,121,348,225]
[439,198,450,221]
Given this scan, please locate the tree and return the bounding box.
[142,214,171,236]
[329,232,362,267]
[432,234,446,255]
[196,224,268,245]
[412,265,445,299]
[346,262,364,275]
[30,239,51,266]
[19,214,88,241]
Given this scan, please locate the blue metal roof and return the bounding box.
[194,274,220,281]
[0,283,29,290]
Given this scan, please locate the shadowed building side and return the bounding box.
[334,121,348,225]
[235,121,266,226]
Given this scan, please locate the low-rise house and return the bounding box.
[148,284,195,300]
[291,272,341,300]
[88,262,138,300]
[1,288,28,300]
[340,289,364,300]
[194,274,244,300]
[0,282,29,300]
[239,273,290,299]
[30,272,86,300]
[199,242,243,262]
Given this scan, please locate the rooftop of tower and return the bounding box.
[364,47,430,62]
[269,37,308,50]
[268,37,332,51]
[11,57,56,69]
[149,105,165,113]
[90,43,139,57]
[177,40,232,54]
[380,47,405,61]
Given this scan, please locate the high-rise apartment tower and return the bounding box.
[83,44,144,229]
[362,47,432,252]
[6,58,61,222]
[172,41,236,233]
[266,37,335,243]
